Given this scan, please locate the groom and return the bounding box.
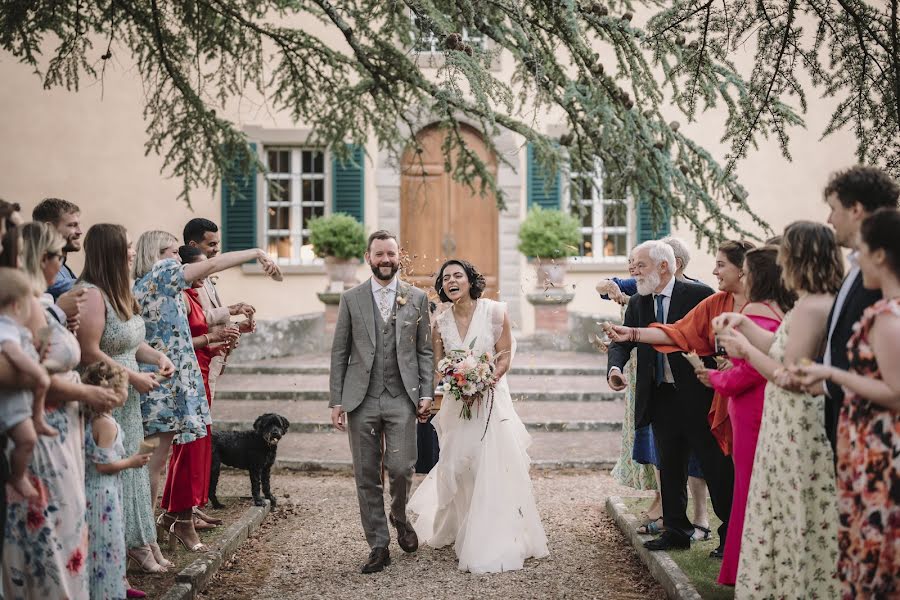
[329,230,434,574]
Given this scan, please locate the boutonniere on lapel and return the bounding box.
[396,283,409,307]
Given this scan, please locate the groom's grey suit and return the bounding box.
[329,277,433,549]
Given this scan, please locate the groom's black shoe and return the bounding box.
[390,513,419,553]
[643,532,690,551]
[361,547,391,574]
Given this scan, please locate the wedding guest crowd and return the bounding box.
[602,165,900,599]
[0,200,282,599]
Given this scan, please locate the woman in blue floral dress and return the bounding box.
[131,230,281,551]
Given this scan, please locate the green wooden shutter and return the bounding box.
[636,195,671,243]
[332,144,365,223]
[221,142,258,252]
[527,143,561,209]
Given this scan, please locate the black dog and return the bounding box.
[209,413,290,508]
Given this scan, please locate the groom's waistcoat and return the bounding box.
[365,292,405,399]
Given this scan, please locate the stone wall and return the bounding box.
[230,313,326,361]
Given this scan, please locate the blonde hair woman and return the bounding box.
[132,230,281,552]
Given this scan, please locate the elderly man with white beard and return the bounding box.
[606,241,734,555]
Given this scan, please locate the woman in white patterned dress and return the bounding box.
[408,259,549,574]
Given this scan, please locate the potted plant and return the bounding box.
[309,213,367,291]
[517,206,581,288]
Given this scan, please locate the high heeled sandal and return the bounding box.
[149,541,174,569]
[169,519,209,553]
[126,546,167,574]
[156,512,176,541]
[193,506,223,525]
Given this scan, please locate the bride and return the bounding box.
[408,259,549,573]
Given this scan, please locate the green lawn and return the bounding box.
[622,497,735,600]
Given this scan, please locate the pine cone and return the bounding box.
[653,141,665,150]
[560,133,574,146]
[679,164,690,175]
[592,62,605,75]
[643,109,654,118]
[675,35,686,46]
[591,3,609,17]
[463,44,473,56]
[444,33,462,50]
[622,12,633,21]
[623,98,634,110]
[669,121,681,132]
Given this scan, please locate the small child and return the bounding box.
[0,267,54,501]
[81,360,151,600]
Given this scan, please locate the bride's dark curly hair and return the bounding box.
[435,259,486,302]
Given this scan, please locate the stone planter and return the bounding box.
[323,256,360,292]
[532,258,567,289]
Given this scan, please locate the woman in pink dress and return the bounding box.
[698,246,795,585]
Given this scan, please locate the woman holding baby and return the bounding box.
[1,222,122,599]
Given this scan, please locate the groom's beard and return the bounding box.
[370,261,399,281]
[635,270,661,296]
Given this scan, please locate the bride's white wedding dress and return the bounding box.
[408,298,549,573]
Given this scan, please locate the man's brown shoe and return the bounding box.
[389,514,419,553]
[361,547,391,574]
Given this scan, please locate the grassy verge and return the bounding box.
[128,498,252,598]
[622,497,735,600]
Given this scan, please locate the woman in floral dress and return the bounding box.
[75,223,176,579]
[132,230,281,551]
[716,222,844,598]
[796,208,900,599]
[2,222,122,600]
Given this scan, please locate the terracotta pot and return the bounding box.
[324,256,360,291]
[533,258,567,289]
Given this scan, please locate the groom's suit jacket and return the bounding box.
[607,279,715,429]
[329,278,434,413]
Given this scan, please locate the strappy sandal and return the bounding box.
[126,546,167,573]
[636,515,664,535]
[691,524,711,541]
[193,506,223,525]
[169,519,209,553]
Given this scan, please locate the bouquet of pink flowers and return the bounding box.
[437,343,495,420]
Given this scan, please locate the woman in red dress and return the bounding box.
[158,246,239,551]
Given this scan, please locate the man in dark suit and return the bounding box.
[607,241,733,554]
[812,167,899,453]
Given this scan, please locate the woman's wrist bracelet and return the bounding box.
[202,334,210,347]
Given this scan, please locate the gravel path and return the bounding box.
[201,470,665,600]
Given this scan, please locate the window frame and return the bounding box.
[565,163,632,265]
[262,146,329,266]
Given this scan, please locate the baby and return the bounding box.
[0,267,54,501]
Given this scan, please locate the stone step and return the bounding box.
[269,429,622,472]
[214,373,621,402]
[226,350,608,376]
[211,399,625,433]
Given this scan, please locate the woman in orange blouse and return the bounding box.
[607,240,757,454]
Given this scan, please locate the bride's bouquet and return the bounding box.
[437,340,496,421]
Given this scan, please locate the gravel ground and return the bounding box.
[200,470,665,600]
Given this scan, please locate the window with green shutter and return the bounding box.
[527,143,561,209]
[635,196,671,243]
[332,144,365,224]
[221,142,258,253]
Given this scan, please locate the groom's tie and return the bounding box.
[378,287,392,323]
[654,293,666,385]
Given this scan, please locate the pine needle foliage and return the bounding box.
[1,0,897,246]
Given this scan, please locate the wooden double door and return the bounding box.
[400,123,499,297]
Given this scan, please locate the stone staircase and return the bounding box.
[215,351,624,471]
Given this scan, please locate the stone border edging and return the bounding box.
[158,501,271,600]
[605,496,703,600]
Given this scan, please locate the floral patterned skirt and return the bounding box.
[3,401,89,600]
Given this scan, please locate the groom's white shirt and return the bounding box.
[370,274,398,304]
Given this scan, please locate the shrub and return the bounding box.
[517,206,582,259]
[308,213,366,260]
